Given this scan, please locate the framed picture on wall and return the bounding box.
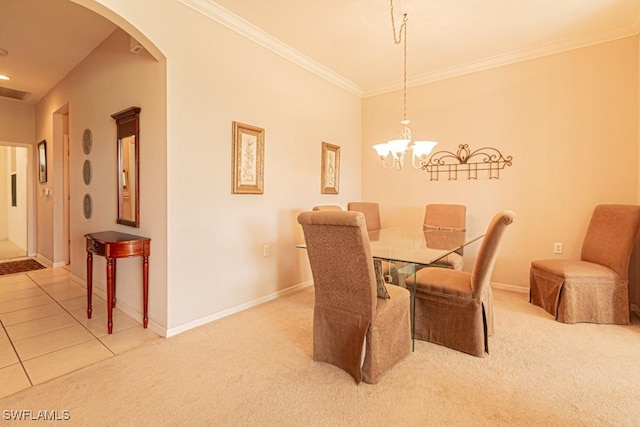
[321,142,340,194]
[232,121,264,194]
[38,140,47,183]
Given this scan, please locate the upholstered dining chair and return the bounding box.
[347,202,381,232]
[530,204,640,324]
[312,205,342,211]
[423,204,467,270]
[406,210,515,357]
[297,210,411,384]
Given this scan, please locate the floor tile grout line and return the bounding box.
[0,268,160,399]
[0,317,34,387]
[29,275,117,357]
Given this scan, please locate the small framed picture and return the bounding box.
[232,121,264,194]
[38,140,47,183]
[321,142,340,194]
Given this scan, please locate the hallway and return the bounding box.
[0,240,27,261]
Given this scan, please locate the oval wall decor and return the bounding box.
[82,129,93,155]
[83,194,93,219]
[82,159,92,185]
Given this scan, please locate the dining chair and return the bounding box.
[297,210,411,384]
[347,202,381,232]
[406,210,515,357]
[423,204,467,270]
[530,204,640,324]
[312,205,342,211]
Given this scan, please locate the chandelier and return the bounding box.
[373,0,437,170]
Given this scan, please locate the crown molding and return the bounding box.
[364,23,640,98]
[177,0,363,97]
[176,0,639,100]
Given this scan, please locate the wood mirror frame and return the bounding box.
[111,106,140,227]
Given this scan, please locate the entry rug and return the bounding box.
[0,259,46,276]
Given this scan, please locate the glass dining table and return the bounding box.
[297,227,485,349]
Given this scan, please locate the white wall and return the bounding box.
[363,36,639,289]
[0,149,6,240]
[0,99,34,254]
[8,147,28,249]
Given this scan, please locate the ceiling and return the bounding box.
[1,0,639,104]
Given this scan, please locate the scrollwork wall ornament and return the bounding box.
[422,144,513,180]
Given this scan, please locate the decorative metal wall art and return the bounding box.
[422,144,513,180]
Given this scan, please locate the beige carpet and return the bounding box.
[1,287,639,426]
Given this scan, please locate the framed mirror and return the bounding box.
[111,107,141,227]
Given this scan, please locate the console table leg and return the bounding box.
[143,256,149,328]
[112,259,117,307]
[86,252,93,319]
[106,257,114,334]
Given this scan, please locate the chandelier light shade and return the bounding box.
[373,0,437,171]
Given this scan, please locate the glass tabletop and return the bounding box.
[368,228,483,267]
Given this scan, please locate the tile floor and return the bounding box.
[0,266,162,398]
[0,240,27,261]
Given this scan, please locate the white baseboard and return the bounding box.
[35,254,53,268]
[165,280,314,338]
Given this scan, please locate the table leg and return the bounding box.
[112,259,117,307]
[86,251,93,319]
[142,256,149,328]
[106,257,114,334]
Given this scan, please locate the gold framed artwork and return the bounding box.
[321,142,340,194]
[232,121,265,194]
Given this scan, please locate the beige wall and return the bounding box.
[45,1,637,332]
[363,36,639,289]
[68,0,361,334]
[35,27,168,329]
[0,99,35,144]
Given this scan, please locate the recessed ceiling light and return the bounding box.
[0,75,10,81]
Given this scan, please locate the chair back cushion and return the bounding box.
[297,210,377,320]
[347,202,382,231]
[471,211,515,297]
[581,204,640,279]
[424,204,467,231]
[312,205,342,211]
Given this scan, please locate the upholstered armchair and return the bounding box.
[297,210,411,384]
[423,204,467,270]
[530,204,640,324]
[312,205,342,211]
[406,211,515,357]
[347,202,381,231]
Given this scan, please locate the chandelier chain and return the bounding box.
[390,0,408,122]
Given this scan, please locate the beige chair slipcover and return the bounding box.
[297,210,411,384]
[423,204,467,270]
[530,204,640,324]
[406,211,515,357]
[347,202,381,232]
[312,205,342,211]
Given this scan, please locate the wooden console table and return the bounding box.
[85,231,151,334]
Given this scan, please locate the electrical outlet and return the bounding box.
[263,244,269,257]
[553,242,563,254]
